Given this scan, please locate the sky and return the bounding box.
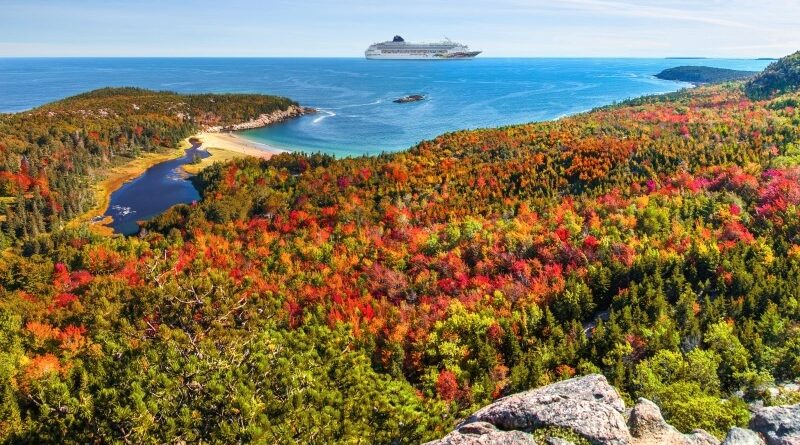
[1,0,799,58]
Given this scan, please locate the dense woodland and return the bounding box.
[655,66,756,84]
[0,88,296,244]
[2,53,800,443]
[745,51,800,99]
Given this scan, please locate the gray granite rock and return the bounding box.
[627,398,719,445]
[749,404,800,445]
[425,375,774,445]
[545,437,576,445]
[425,421,537,445]
[721,427,765,445]
[461,375,630,445]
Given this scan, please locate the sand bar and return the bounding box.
[193,131,288,159]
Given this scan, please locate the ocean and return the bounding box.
[0,57,771,157]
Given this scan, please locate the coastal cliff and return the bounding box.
[203,104,316,132]
[427,375,799,445]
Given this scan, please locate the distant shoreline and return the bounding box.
[654,66,757,84]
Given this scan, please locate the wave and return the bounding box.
[313,110,336,124]
[111,205,136,217]
[332,99,383,110]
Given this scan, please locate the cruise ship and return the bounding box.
[365,36,481,60]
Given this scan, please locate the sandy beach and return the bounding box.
[193,131,287,159]
[71,131,287,234]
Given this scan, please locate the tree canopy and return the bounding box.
[3,52,800,443]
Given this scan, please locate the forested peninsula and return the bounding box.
[655,65,757,84]
[2,52,800,443]
[0,88,298,244]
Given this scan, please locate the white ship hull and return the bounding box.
[365,52,481,60]
[365,36,481,60]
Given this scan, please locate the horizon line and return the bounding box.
[0,55,779,60]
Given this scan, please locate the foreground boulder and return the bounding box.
[749,404,800,445]
[628,398,718,445]
[426,375,630,445]
[427,374,787,445]
[462,374,629,445]
[721,428,765,445]
[429,422,537,444]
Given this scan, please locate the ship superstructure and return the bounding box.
[365,36,481,60]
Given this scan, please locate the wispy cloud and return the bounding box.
[528,0,761,30]
[0,0,797,57]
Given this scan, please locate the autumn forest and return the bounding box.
[2,52,800,443]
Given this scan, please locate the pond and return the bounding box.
[103,144,207,235]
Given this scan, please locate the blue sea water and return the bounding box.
[0,57,771,157]
[0,57,773,233]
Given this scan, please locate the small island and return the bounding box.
[394,94,425,103]
[655,65,757,83]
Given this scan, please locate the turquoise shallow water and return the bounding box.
[0,57,773,233]
[0,57,771,156]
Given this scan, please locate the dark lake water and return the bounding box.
[0,57,772,233]
[103,146,207,235]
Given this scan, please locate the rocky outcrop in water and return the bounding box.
[203,105,315,132]
[426,375,800,445]
[394,94,425,103]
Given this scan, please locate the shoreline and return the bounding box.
[193,131,288,159]
[204,104,315,132]
[66,75,693,237]
[182,132,289,174]
[184,103,311,168]
[68,144,191,236]
[70,107,305,235]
